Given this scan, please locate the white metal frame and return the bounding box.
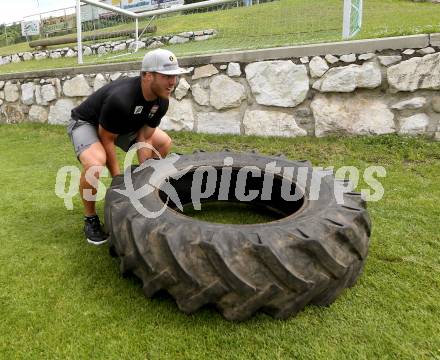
[76,0,237,64]
[343,0,363,40]
[76,0,363,64]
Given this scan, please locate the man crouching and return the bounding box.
[67,49,187,245]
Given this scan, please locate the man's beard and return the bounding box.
[150,76,170,99]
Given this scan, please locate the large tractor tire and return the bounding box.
[104,151,371,321]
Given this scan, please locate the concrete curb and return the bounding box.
[430,33,440,47]
[183,34,430,65]
[0,34,435,81]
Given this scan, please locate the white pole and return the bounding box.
[135,18,139,52]
[342,0,351,40]
[36,0,43,38]
[76,0,83,64]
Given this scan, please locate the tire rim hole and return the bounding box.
[159,167,305,224]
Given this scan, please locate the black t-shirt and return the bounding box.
[71,76,168,134]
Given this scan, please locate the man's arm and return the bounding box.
[98,125,120,177]
[136,125,156,164]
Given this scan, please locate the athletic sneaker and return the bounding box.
[84,215,109,245]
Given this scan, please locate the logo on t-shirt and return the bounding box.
[148,105,159,119]
[134,106,143,115]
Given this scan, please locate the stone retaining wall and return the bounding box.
[1,40,440,140]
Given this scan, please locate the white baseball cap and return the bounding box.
[141,49,188,75]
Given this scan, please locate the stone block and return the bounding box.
[402,49,416,55]
[431,96,440,113]
[63,75,92,97]
[313,62,381,92]
[29,105,48,123]
[311,94,395,137]
[110,72,122,81]
[48,99,76,125]
[196,111,241,135]
[388,53,440,91]
[309,56,329,78]
[21,82,35,105]
[378,55,402,67]
[245,60,309,107]
[65,49,76,58]
[417,47,436,55]
[174,78,191,100]
[227,63,241,77]
[11,54,21,63]
[112,43,127,52]
[243,109,307,137]
[1,104,25,123]
[50,52,62,59]
[83,47,93,56]
[340,53,356,63]
[325,54,339,64]
[399,113,430,135]
[93,74,108,92]
[4,83,19,102]
[391,97,426,110]
[160,98,194,131]
[147,41,164,49]
[169,36,189,45]
[41,84,57,102]
[209,75,246,110]
[192,64,219,80]
[192,84,210,106]
[358,53,376,61]
[22,52,33,61]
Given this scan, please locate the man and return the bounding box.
[67,49,187,245]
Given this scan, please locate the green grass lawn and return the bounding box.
[1,0,440,74]
[0,123,439,358]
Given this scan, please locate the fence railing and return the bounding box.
[76,0,359,65]
[0,0,363,63]
[0,6,77,47]
[77,0,240,64]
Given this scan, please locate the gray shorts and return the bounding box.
[67,119,138,159]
